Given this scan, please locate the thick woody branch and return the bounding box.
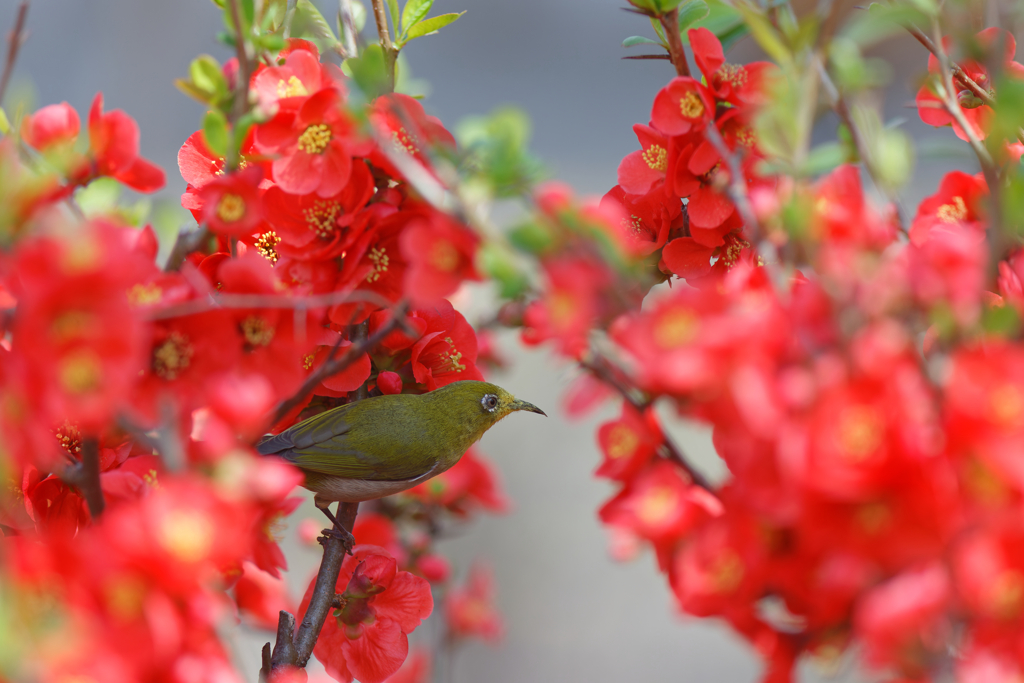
[0,1,28,106]
[265,502,359,675]
[657,9,691,77]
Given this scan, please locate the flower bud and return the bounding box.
[378,371,403,395]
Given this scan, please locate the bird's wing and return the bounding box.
[256,401,356,455]
[261,398,441,482]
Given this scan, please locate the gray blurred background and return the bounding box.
[0,0,981,681]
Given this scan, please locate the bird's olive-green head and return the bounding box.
[430,380,546,432]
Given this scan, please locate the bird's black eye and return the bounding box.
[481,394,499,412]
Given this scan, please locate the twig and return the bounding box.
[144,289,396,321]
[702,124,764,240]
[0,1,28,106]
[657,8,691,77]
[258,642,272,683]
[814,56,908,228]
[63,437,105,519]
[164,225,209,271]
[580,354,713,491]
[906,22,1024,145]
[370,0,397,92]
[227,0,254,170]
[623,54,672,61]
[269,611,298,668]
[268,303,410,425]
[338,0,359,59]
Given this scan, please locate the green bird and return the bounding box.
[257,380,545,540]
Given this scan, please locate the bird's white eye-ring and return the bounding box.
[481,394,499,412]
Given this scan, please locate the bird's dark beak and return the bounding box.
[512,398,547,416]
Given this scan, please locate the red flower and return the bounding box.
[199,166,267,236]
[7,222,150,436]
[595,403,663,482]
[254,87,361,197]
[521,257,611,358]
[408,300,484,390]
[382,648,431,683]
[252,40,343,112]
[262,160,375,260]
[916,28,1024,142]
[405,447,509,515]
[854,564,951,675]
[445,562,503,643]
[368,93,456,178]
[87,93,166,192]
[599,185,679,256]
[235,561,295,630]
[650,77,715,136]
[21,102,80,151]
[617,124,670,195]
[688,27,773,106]
[301,545,433,683]
[600,460,721,568]
[400,211,480,306]
[909,171,988,245]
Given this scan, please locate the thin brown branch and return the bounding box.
[580,354,713,491]
[622,54,672,61]
[164,226,209,271]
[338,0,359,59]
[269,611,297,668]
[63,437,105,519]
[268,303,410,425]
[0,1,28,106]
[144,288,396,320]
[702,124,764,240]
[370,0,397,92]
[228,0,252,126]
[657,8,691,77]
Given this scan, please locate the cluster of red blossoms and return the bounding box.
[0,36,508,683]
[516,24,1024,683]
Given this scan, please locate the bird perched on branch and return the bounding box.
[257,380,545,547]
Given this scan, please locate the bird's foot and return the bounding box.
[318,526,355,555]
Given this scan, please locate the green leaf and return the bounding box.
[983,303,1021,337]
[401,0,433,35]
[802,142,846,175]
[676,0,710,32]
[0,108,8,136]
[478,244,530,299]
[735,4,791,65]
[403,12,464,40]
[76,178,123,217]
[291,0,340,52]
[351,0,368,31]
[202,110,230,158]
[649,17,667,43]
[508,221,555,254]
[343,43,391,99]
[189,55,228,99]
[681,0,744,49]
[623,35,662,47]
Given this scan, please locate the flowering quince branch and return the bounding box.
[60,436,105,519]
[268,303,411,426]
[905,24,997,108]
[0,0,28,106]
[370,0,398,92]
[657,8,692,77]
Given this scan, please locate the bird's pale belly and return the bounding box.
[302,465,441,503]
